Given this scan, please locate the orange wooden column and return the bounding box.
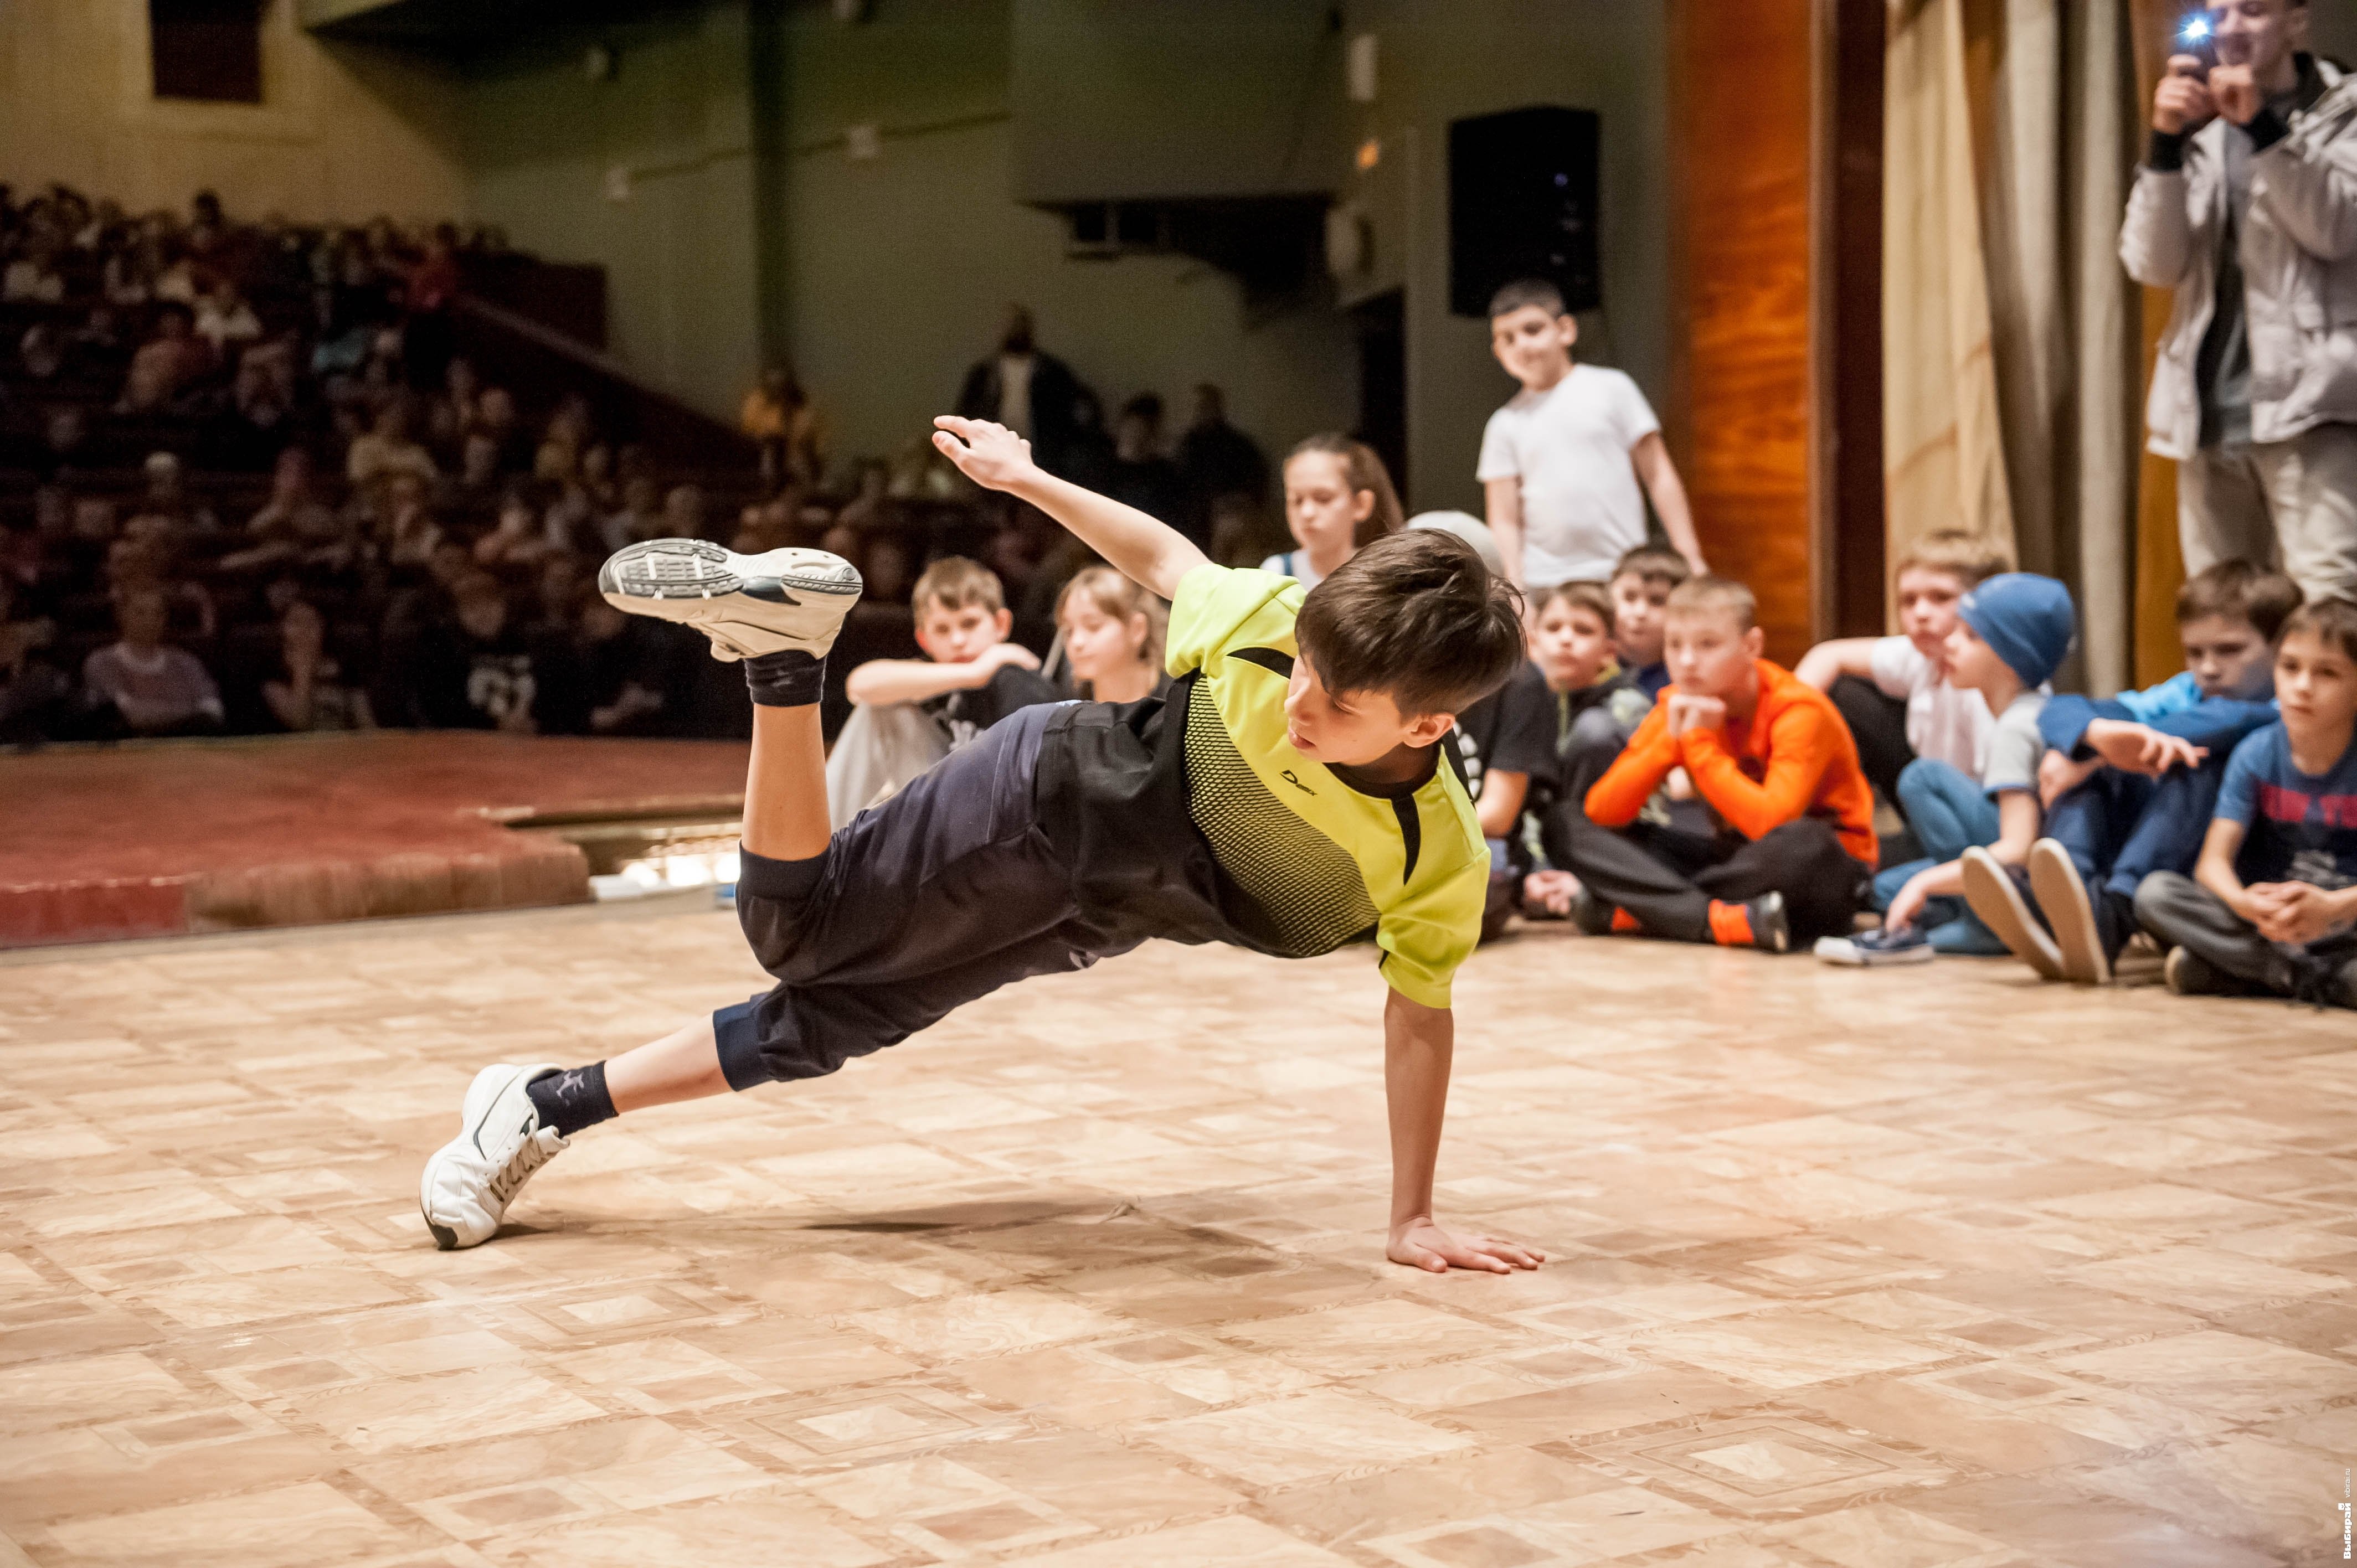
[1667,0,1816,663]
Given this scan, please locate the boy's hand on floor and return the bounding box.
[2039,750,2101,808]
[1388,1217,1546,1275]
[1883,871,1934,933]
[932,416,1039,493]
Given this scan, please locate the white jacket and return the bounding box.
[2119,58,2356,460]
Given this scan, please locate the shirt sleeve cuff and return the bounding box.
[2246,106,2290,153]
[2148,128,2188,171]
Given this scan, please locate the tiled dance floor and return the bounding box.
[2,901,2353,1566]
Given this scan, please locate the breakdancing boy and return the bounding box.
[421,415,1544,1277]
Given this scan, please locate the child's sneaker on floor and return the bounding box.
[1959,846,2064,981]
[419,1062,568,1251]
[1815,924,1934,966]
[1708,893,1790,953]
[2026,838,2108,985]
[2163,945,2230,997]
[599,540,862,662]
[1570,887,1618,936]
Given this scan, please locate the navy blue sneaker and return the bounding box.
[1814,925,1934,967]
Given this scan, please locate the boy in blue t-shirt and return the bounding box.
[2136,600,2357,1007]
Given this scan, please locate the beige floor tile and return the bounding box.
[2,906,2345,1567]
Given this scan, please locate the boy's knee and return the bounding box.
[1893,756,1954,802]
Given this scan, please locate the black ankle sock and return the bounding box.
[527,1063,617,1138]
[743,649,825,708]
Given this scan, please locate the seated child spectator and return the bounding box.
[1795,530,2009,833]
[2136,599,2357,1008]
[1261,435,1403,589]
[1561,575,1876,951]
[1608,545,1689,701]
[828,557,1061,826]
[263,600,374,732]
[1445,594,1561,938]
[80,584,224,737]
[1053,565,1166,703]
[1509,581,1646,919]
[1544,546,1690,815]
[1478,278,1703,590]
[1822,573,2074,963]
[1975,562,2297,984]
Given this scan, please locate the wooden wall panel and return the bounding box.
[1669,0,1816,663]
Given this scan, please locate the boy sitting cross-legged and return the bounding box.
[2136,599,2357,1009]
[1556,575,1877,951]
[419,415,1547,1277]
[1795,530,2010,853]
[825,555,1060,826]
[1517,581,1648,917]
[1824,573,2075,964]
[1972,561,2296,984]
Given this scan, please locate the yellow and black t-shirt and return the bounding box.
[1156,564,1489,1008]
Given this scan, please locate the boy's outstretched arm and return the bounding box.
[934,416,1208,601]
[1385,990,1547,1274]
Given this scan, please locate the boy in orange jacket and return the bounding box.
[1555,575,1876,950]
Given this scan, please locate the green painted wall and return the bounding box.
[447,0,1672,512]
[1334,0,1671,516]
[460,5,764,423]
[765,0,1358,484]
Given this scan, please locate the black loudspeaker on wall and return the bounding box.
[1448,105,1601,319]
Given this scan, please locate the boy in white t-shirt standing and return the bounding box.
[1478,278,1705,590]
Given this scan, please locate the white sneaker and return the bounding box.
[2027,838,2110,986]
[1960,846,2065,981]
[419,1062,567,1251]
[598,540,863,662]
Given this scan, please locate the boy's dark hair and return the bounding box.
[2176,559,2302,644]
[1486,278,1567,321]
[2281,598,2357,666]
[1530,579,1614,630]
[1892,529,2010,587]
[911,555,1004,615]
[1665,574,1759,632]
[1609,544,1691,593]
[1296,530,1525,719]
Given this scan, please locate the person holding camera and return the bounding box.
[2121,0,2354,604]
